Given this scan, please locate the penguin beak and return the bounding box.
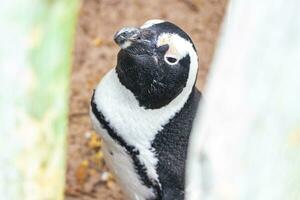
[114,27,141,49]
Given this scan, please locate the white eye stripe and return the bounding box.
[141,19,165,29]
[157,33,190,60]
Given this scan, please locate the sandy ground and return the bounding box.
[66,0,228,199]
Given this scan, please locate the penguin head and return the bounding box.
[114,19,198,109]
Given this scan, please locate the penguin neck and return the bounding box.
[113,68,194,112]
[94,68,196,146]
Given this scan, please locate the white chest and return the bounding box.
[90,69,193,199]
[90,110,155,200]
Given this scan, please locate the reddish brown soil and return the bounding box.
[66,0,227,199]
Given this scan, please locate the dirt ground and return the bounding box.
[66,0,228,199]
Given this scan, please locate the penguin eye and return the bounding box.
[164,55,178,65]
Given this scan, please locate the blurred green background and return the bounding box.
[0,0,79,199]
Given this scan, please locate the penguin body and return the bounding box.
[90,20,201,200]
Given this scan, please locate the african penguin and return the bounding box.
[90,19,201,200]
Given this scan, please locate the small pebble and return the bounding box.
[106,180,116,190]
[92,38,102,47]
[88,132,102,149]
[75,160,89,185]
[84,131,92,139]
[101,171,114,182]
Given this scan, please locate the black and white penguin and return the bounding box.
[90,19,201,200]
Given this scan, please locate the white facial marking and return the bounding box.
[140,19,165,29]
[91,30,198,199]
[157,33,193,60]
[120,40,132,49]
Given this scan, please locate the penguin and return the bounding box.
[90,19,201,200]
